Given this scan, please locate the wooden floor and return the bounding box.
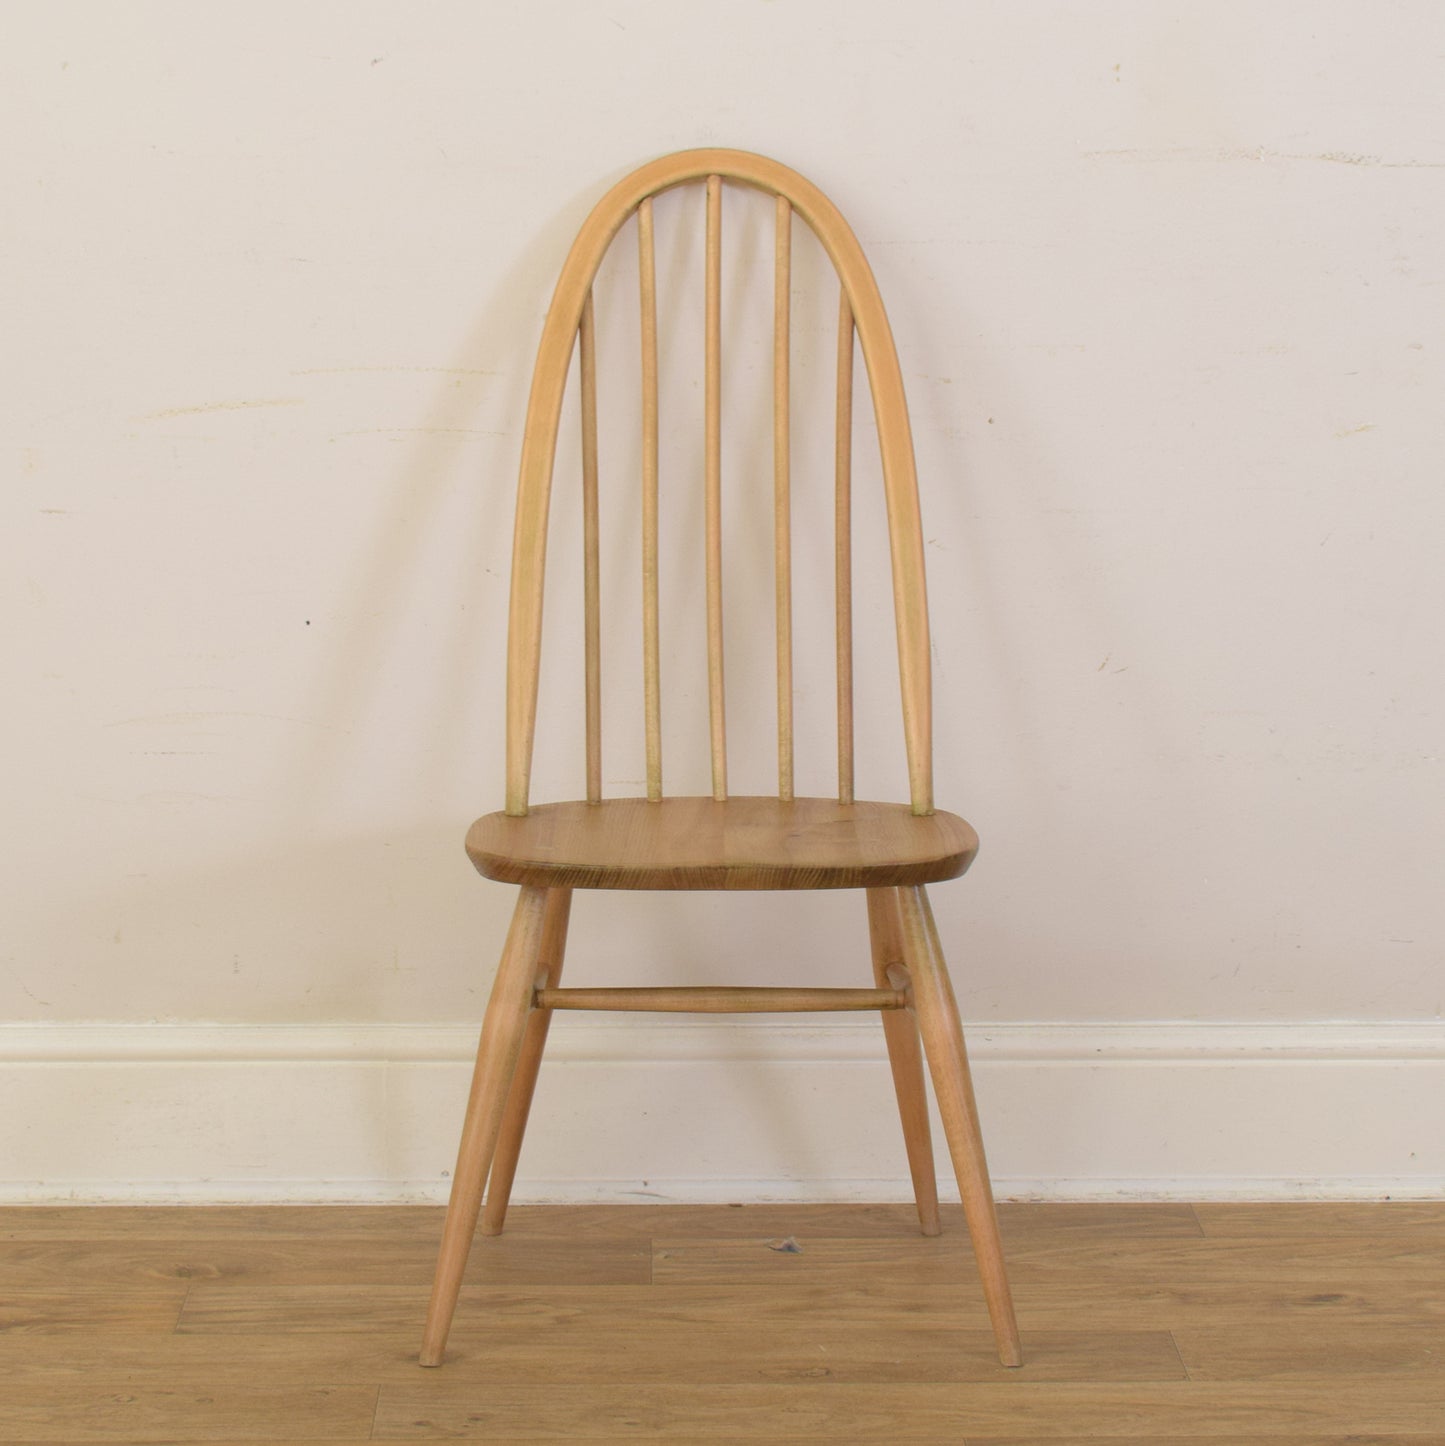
[1,1202,1443,1442]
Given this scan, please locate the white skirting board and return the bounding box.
[1,1021,1441,1203]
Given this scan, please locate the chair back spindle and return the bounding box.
[638,197,663,803]
[773,195,794,802]
[835,288,855,807]
[579,288,602,806]
[503,150,933,819]
[704,174,727,802]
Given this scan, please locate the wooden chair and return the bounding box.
[419,149,1022,1369]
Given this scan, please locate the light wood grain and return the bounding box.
[468,796,977,891]
[535,985,903,1013]
[480,888,573,1236]
[866,887,940,1236]
[371,1379,1445,1439]
[992,1232,1445,1279]
[15,1225,1433,1294]
[0,1325,1182,1390]
[704,171,727,802]
[1191,1201,1445,1237]
[177,1281,987,1336]
[0,1287,186,1334]
[4,1205,1444,1440]
[648,1228,1445,1290]
[502,149,935,815]
[650,1234,979,1286]
[966,1438,1445,1446]
[1173,1321,1445,1382]
[774,193,794,801]
[178,1271,1445,1336]
[897,884,1022,1366]
[637,195,661,802]
[579,288,601,804]
[482,1200,1195,1242]
[995,1202,1205,1241]
[464,150,992,1378]
[0,1201,1199,1242]
[408,1439,1437,1446]
[180,1282,974,1336]
[0,1237,448,1288]
[420,886,548,1365]
[0,1205,448,1239]
[143,1241,645,1301]
[0,1383,379,1440]
[835,287,855,806]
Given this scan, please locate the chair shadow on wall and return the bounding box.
[50,170,886,1195]
[256,182,624,988]
[28,186,599,1183]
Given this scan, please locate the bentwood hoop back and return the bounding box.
[419,149,1022,1369]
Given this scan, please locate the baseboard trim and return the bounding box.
[4,1176,1442,1205]
[2,1021,1441,1204]
[7,1018,1442,1062]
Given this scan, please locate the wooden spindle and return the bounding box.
[773,195,794,801]
[536,985,905,1013]
[705,174,727,801]
[638,198,662,802]
[580,289,601,804]
[897,884,1023,1366]
[835,287,855,805]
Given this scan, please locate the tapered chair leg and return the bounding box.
[866,887,941,1236]
[895,884,1023,1368]
[419,884,550,1367]
[480,888,573,1236]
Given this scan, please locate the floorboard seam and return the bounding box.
[172,1278,191,1334]
[369,1375,383,1439]
[1165,1326,1194,1382]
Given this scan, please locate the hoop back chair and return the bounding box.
[420,149,1022,1369]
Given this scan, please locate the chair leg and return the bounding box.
[480,887,573,1236]
[865,888,941,1237]
[895,884,1023,1368]
[419,884,550,1367]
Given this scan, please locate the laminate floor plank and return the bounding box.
[964,1438,1445,1445]
[1005,1278,1445,1329]
[0,1286,186,1333]
[175,1274,1445,1335]
[650,1231,1445,1286]
[996,1202,1205,1241]
[378,1440,1445,1446]
[0,1205,442,1240]
[370,1379,1445,1439]
[0,1324,1184,1386]
[0,1201,1202,1242]
[177,1281,984,1333]
[1192,1202,1445,1238]
[5,1441,1443,1446]
[652,1232,977,1285]
[0,1234,648,1287]
[1009,1234,1445,1277]
[1173,1322,1445,1381]
[0,1384,377,1442]
[489,1201,1204,1243]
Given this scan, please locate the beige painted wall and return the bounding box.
[5,0,1442,1045]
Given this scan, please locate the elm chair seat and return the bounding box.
[467,796,979,892]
